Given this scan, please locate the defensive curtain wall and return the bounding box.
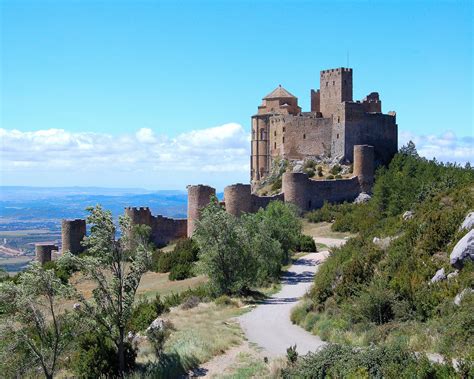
[40,144,374,264]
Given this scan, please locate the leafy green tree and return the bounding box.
[0,263,79,379]
[59,205,153,377]
[193,199,256,295]
[255,201,302,264]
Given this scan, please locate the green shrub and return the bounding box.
[304,160,316,170]
[271,177,282,192]
[71,330,137,378]
[335,174,342,179]
[330,164,342,175]
[151,238,199,277]
[42,260,74,284]
[169,263,192,281]
[327,174,335,180]
[282,343,457,378]
[128,295,168,332]
[317,166,323,177]
[296,234,317,252]
[305,168,315,178]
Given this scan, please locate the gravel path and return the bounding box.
[238,251,330,357]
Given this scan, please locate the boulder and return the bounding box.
[450,229,474,268]
[402,211,414,221]
[147,317,166,332]
[430,268,446,283]
[459,211,474,231]
[373,236,392,249]
[293,164,303,173]
[447,270,459,280]
[354,192,371,204]
[454,288,474,306]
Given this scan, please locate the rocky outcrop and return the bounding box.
[373,236,392,250]
[454,288,474,306]
[459,211,474,231]
[402,211,414,221]
[450,229,474,268]
[354,192,371,204]
[447,270,459,280]
[430,268,446,283]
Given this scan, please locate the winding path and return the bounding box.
[238,250,330,356]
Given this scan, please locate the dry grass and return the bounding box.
[302,220,354,240]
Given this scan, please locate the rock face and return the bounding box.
[354,192,371,204]
[450,229,474,268]
[402,211,414,221]
[460,211,474,231]
[430,268,446,283]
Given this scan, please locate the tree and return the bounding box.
[59,205,153,377]
[255,201,302,264]
[399,140,418,157]
[0,263,79,379]
[194,198,256,295]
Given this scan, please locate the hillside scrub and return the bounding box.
[194,199,302,295]
[282,343,463,378]
[151,238,199,281]
[298,144,474,359]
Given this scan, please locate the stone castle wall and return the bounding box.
[125,207,187,247]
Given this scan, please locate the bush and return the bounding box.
[330,164,342,175]
[327,174,335,180]
[146,320,173,358]
[71,330,137,378]
[271,177,282,192]
[151,238,199,280]
[169,263,193,281]
[305,168,315,178]
[282,343,457,378]
[296,234,317,252]
[335,174,342,179]
[128,295,168,332]
[42,260,74,284]
[317,166,323,177]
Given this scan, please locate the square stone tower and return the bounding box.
[320,68,353,118]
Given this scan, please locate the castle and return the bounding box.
[37,67,399,261]
[251,67,398,183]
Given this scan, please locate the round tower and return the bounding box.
[187,185,216,237]
[282,172,309,212]
[224,183,252,217]
[35,243,57,265]
[353,144,375,193]
[61,219,87,255]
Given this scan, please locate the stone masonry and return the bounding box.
[250,67,398,184]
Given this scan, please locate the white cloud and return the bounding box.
[0,123,251,177]
[399,130,473,165]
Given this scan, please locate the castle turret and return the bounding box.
[353,144,375,193]
[282,172,310,212]
[35,243,57,265]
[224,183,252,217]
[124,207,153,227]
[320,67,353,118]
[61,219,86,255]
[187,185,216,237]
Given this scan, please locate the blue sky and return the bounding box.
[1,0,473,189]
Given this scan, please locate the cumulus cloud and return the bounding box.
[399,130,473,165]
[0,123,251,176]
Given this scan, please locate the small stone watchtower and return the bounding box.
[61,219,86,255]
[187,185,216,237]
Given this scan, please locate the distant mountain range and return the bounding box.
[0,186,192,222]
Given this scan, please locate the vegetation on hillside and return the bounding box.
[295,143,474,360]
[194,199,311,295]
